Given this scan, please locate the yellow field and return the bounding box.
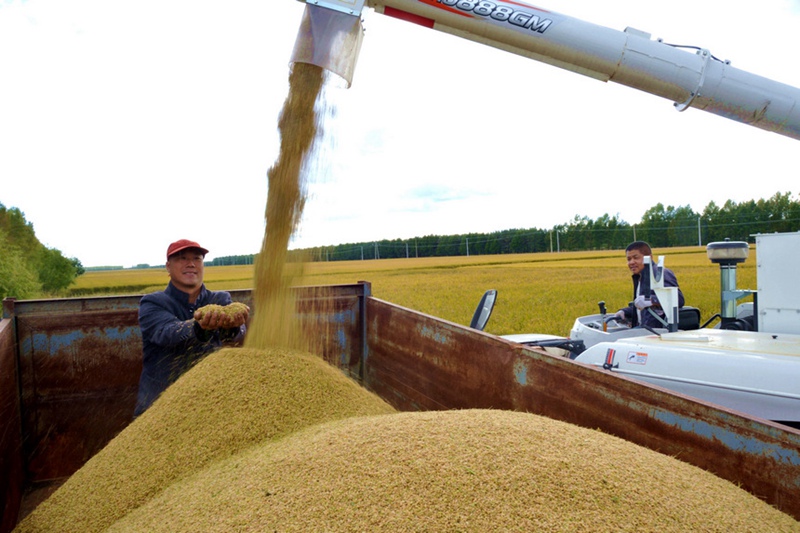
[72,246,757,337]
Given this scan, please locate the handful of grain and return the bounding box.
[194,302,249,329]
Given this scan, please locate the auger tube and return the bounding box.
[293,0,800,141]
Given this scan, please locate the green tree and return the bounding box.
[761,192,796,233]
[71,257,86,276]
[0,202,83,297]
[0,204,40,262]
[38,247,79,293]
[638,203,668,247]
[0,228,41,299]
[701,201,722,242]
[667,205,699,246]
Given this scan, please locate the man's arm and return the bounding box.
[614,304,637,325]
[665,268,685,308]
[139,298,200,348]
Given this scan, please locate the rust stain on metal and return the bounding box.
[294,285,364,378]
[14,306,142,481]
[0,319,24,532]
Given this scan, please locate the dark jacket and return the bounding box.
[134,282,245,415]
[619,267,685,329]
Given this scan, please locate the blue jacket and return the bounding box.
[619,267,685,329]
[134,282,245,415]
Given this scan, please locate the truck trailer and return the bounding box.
[2,277,800,527]
[3,0,800,527]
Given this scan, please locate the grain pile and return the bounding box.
[14,347,396,533]
[17,369,800,532]
[103,410,798,532]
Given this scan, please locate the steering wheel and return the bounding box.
[604,315,631,329]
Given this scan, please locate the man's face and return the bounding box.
[166,249,205,293]
[626,248,649,276]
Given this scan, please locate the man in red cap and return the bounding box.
[134,239,249,416]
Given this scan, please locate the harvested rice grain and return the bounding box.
[14,347,395,533]
[109,409,799,533]
[193,302,249,321]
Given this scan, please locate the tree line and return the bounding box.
[2,191,798,298]
[284,191,800,262]
[0,203,84,300]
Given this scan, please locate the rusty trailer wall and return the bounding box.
[0,284,368,531]
[0,316,24,532]
[3,289,257,488]
[9,295,144,483]
[1,283,800,528]
[293,282,369,380]
[363,296,800,520]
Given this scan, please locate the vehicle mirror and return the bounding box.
[470,289,497,331]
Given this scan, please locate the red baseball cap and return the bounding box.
[166,239,209,259]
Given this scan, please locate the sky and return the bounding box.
[1,0,799,268]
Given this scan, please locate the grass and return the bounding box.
[69,246,757,337]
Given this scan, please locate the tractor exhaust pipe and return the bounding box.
[291,1,365,87]
[707,240,754,329]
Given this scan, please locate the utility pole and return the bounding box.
[697,217,702,246]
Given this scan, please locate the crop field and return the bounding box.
[71,246,757,337]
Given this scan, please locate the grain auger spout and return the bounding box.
[291,0,366,87]
[294,0,800,140]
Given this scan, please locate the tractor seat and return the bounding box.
[678,306,701,330]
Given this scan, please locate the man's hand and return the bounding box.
[194,303,250,330]
[633,295,652,310]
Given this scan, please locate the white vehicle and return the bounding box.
[573,328,800,428]
[496,233,800,429]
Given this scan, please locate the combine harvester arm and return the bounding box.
[291,0,800,141]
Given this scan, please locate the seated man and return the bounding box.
[134,239,249,416]
[614,241,684,329]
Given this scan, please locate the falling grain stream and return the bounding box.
[247,62,325,349]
